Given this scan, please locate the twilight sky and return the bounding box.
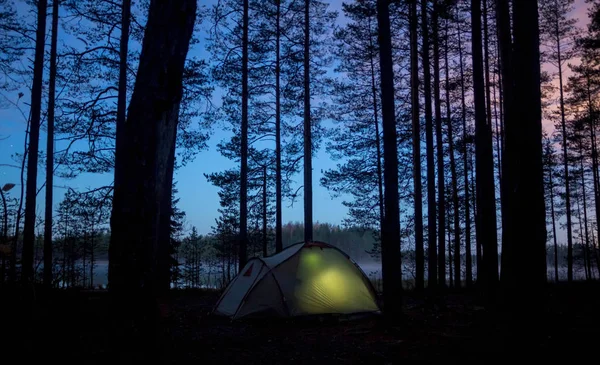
[0,0,592,235]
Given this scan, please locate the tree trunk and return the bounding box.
[585,75,600,279]
[483,0,494,157]
[43,0,59,288]
[10,119,29,283]
[421,0,437,289]
[304,0,313,243]
[275,0,283,253]
[575,187,587,280]
[83,231,87,287]
[500,0,547,333]
[409,0,424,291]
[108,0,130,285]
[90,221,94,288]
[433,0,446,288]
[108,0,196,327]
[239,0,249,271]
[1,189,7,283]
[377,0,402,320]
[473,0,499,293]
[496,0,515,284]
[445,19,461,288]
[549,169,559,282]
[22,0,48,284]
[157,134,176,291]
[457,18,472,287]
[579,144,592,280]
[554,15,574,283]
[263,165,268,257]
[369,30,385,247]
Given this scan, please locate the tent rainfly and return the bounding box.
[213,241,380,319]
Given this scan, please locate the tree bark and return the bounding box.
[496,0,515,284]
[22,0,48,284]
[377,0,402,320]
[44,0,60,288]
[585,74,600,280]
[304,0,313,243]
[473,0,499,293]
[368,25,385,248]
[579,143,592,280]
[421,0,437,289]
[549,168,559,282]
[457,19,472,287]
[109,0,196,293]
[444,19,461,288]
[239,0,249,271]
[263,165,268,257]
[275,0,283,253]
[433,0,446,288]
[410,0,425,291]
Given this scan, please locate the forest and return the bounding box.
[1,0,600,363]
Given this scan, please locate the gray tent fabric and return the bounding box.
[213,242,380,319]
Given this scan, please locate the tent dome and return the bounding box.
[213,241,380,319]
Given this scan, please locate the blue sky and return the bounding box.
[0,0,350,235]
[0,0,592,236]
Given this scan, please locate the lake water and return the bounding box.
[81,261,590,289]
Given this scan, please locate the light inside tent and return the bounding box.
[293,247,379,314]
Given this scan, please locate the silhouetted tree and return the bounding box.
[44,0,60,288]
[109,0,197,295]
[377,0,402,319]
[539,0,578,282]
[472,0,498,293]
[22,0,48,284]
[421,0,437,288]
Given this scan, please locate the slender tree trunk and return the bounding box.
[263,165,268,257]
[90,221,94,288]
[444,20,461,288]
[22,0,48,284]
[432,0,446,287]
[473,0,499,293]
[239,0,249,271]
[493,63,503,187]
[554,19,574,283]
[369,32,385,244]
[575,187,587,280]
[275,0,283,253]
[44,0,59,288]
[83,231,87,287]
[108,0,130,284]
[483,0,494,153]
[585,77,600,277]
[496,0,516,284]
[447,214,453,287]
[409,0,424,291]
[579,145,592,280]
[549,170,559,282]
[304,0,313,243]
[1,189,7,283]
[457,15,472,287]
[421,0,437,289]
[377,0,402,319]
[10,120,29,283]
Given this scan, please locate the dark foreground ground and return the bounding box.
[1,283,599,364]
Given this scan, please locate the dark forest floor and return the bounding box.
[1,283,599,364]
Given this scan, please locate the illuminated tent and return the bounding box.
[213,241,380,319]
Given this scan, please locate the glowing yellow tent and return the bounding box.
[213,241,380,319]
